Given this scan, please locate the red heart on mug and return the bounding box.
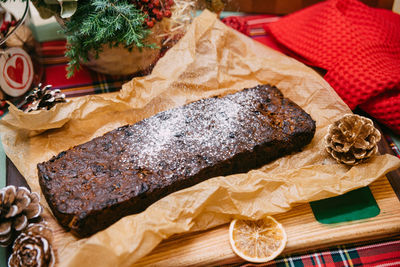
[6,57,24,85]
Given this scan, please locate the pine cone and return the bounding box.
[24,84,66,113]
[0,186,43,247]
[325,114,381,165]
[8,223,55,267]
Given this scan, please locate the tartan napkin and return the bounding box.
[266,0,400,134]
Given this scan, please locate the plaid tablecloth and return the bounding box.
[39,40,132,98]
[242,239,400,267]
[1,14,400,267]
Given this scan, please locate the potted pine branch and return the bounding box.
[30,0,198,77]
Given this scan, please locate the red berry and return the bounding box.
[148,3,153,8]
[167,0,174,5]
[164,10,172,18]
[147,20,154,28]
[11,20,17,26]
[153,0,160,6]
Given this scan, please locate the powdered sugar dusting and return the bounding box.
[118,86,269,179]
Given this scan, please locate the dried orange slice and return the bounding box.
[229,216,287,263]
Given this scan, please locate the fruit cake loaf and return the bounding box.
[38,84,316,237]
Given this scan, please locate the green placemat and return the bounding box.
[310,186,380,224]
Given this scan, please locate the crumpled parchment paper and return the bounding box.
[1,10,399,267]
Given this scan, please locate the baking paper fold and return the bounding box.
[1,10,399,267]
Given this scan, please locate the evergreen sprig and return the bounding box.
[64,0,156,77]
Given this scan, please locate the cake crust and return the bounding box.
[38,85,316,237]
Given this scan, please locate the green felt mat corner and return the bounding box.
[310,186,380,224]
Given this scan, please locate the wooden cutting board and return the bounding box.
[133,176,400,266]
[6,128,400,266]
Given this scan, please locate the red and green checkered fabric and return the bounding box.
[241,239,400,267]
[39,40,134,98]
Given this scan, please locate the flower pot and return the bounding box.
[83,31,162,76]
